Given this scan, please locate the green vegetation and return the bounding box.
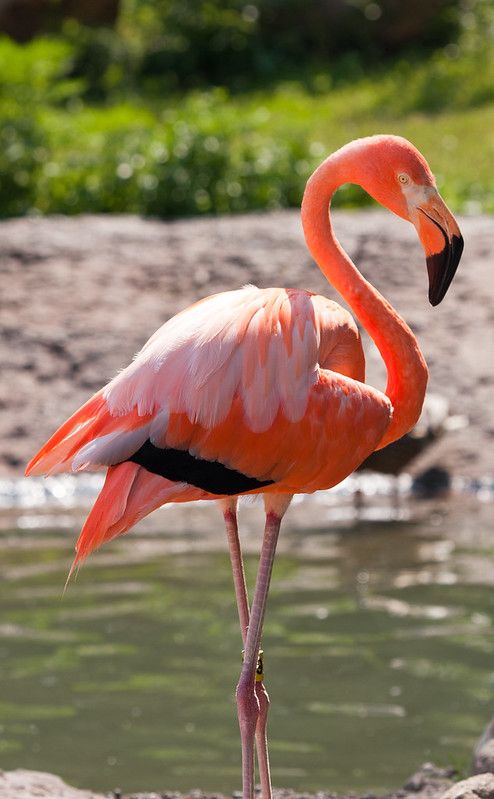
[68,0,463,97]
[0,0,493,217]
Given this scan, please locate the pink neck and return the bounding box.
[301,154,428,448]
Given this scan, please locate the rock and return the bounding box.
[474,739,494,775]
[412,465,452,498]
[440,773,494,799]
[0,768,106,799]
[472,717,494,774]
[402,762,457,797]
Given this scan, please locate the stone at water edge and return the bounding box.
[440,773,494,799]
[473,739,494,776]
[0,769,106,799]
[473,716,494,775]
[402,762,457,798]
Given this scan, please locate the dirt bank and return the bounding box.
[2,211,493,479]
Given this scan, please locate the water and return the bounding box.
[0,493,493,795]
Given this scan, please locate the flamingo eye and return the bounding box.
[398,173,410,185]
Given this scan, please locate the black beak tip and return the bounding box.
[427,233,464,307]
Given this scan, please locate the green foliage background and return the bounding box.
[0,0,493,218]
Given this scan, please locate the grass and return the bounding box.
[234,80,494,212]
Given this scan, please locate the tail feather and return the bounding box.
[25,391,107,476]
[25,391,155,477]
[72,463,207,567]
[73,462,140,563]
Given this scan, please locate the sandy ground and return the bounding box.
[1,211,493,480]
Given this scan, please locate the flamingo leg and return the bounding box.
[222,499,250,638]
[221,499,272,799]
[232,494,292,799]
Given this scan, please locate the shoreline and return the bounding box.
[0,763,461,799]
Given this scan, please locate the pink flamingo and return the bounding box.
[26,135,463,799]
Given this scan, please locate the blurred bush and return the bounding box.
[0,102,41,216]
[72,0,462,94]
[0,37,75,216]
[0,0,118,42]
[0,0,492,218]
[374,0,494,113]
[0,0,462,91]
[32,92,319,216]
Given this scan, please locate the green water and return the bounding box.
[1,500,494,795]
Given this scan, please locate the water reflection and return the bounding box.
[0,497,493,794]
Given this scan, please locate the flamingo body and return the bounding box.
[27,285,392,562]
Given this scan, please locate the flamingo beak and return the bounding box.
[415,192,464,306]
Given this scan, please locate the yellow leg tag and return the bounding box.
[241,649,265,682]
[255,649,264,683]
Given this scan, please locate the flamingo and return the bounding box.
[26,135,463,799]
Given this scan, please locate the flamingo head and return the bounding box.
[340,135,464,306]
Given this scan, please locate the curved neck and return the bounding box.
[301,155,428,448]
